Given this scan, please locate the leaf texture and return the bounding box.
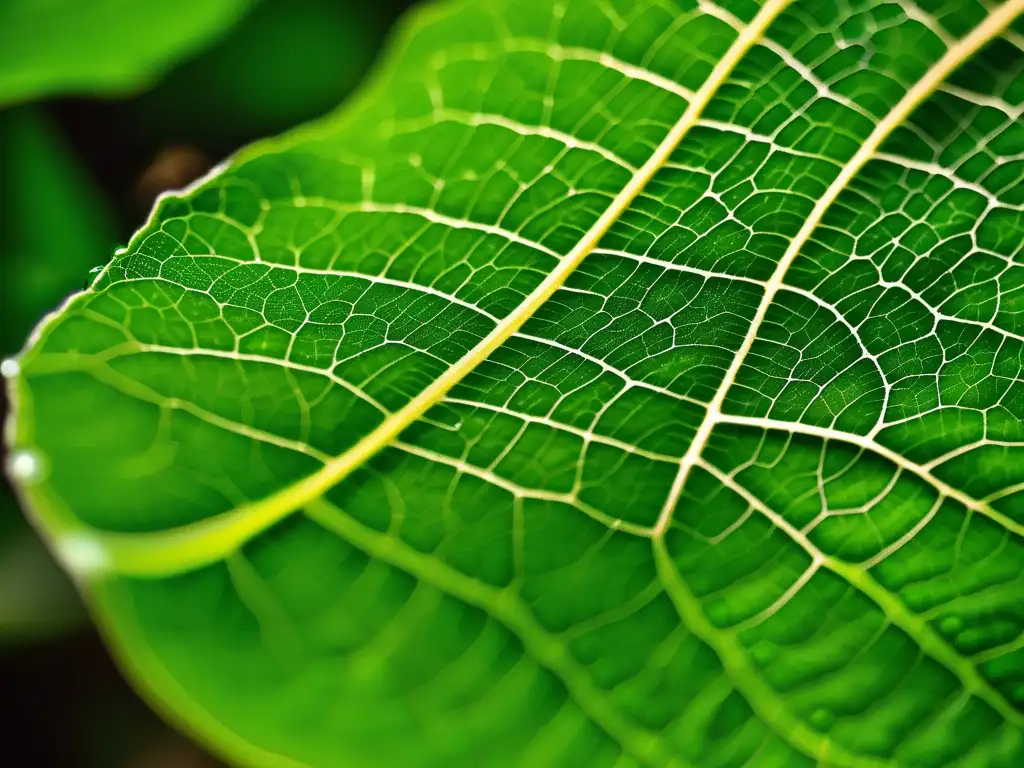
[7,0,1024,766]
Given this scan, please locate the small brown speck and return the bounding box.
[135,146,211,209]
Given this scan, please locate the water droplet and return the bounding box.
[7,449,47,485]
[809,708,834,730]
[88,265,104,274]
[56,533,109,576]
[0,358,19,378]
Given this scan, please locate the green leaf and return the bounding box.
[7,0,1024,766]
[131,0,384,142]
[0,0,252,106]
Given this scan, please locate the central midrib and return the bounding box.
[67,0,796,577]
[32,1,1024,764]
[652,0,1024,536]
[56,0,1023,584]
[648,1,1024,755]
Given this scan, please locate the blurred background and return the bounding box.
[0,1,415,764]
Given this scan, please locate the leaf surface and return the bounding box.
[7,1,1024,766]
[0,0,251,105]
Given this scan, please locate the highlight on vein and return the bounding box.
[4,0,1023,766]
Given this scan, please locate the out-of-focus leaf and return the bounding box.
[0,522,84,643]
[0,0,253,106]
[134,0,382,142]
[0,107,117,353]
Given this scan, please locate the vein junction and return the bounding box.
[12,0,1024,765]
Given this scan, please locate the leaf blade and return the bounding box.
[8,1,1024,766]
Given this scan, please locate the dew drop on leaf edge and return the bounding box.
[7,448,47,485]
[56,533,110,576]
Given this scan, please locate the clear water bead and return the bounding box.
[7,449,46,484]
[57,534,110,576]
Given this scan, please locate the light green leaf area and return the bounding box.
[0,0,252,106]
[7,0,1024,766]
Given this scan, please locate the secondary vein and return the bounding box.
[651,0,1024,538]
[67,0,797,578]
